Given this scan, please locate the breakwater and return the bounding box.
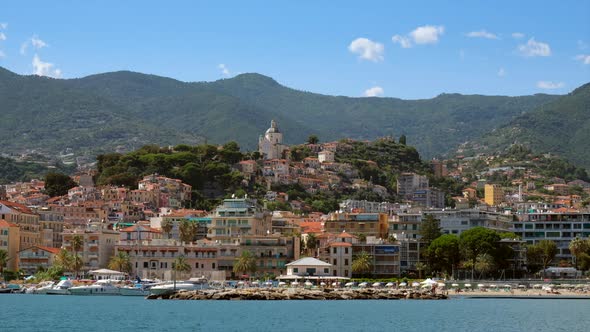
[147,288,448,300]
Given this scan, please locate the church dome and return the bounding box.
[265,120,280,134]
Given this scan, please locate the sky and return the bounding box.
[0,0,589,99]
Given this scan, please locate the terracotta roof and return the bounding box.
[37,246,61,254]
[0,219,19,228]
[328,242,352,247]
[0,200,35,215]
[336,232,356,239]
[120,225,162,233]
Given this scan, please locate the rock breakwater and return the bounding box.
[147,288,447,300]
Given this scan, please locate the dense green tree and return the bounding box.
[427,234,460,277]
[420,215,442,245]
[173,255,191,279]
[459,227,500,279]
[44,172,77,197]
[0,249,8,276]
[569,237,588,269]
[538,240,558,274]
[307,135,319,145]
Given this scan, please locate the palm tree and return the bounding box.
[173,255,191,279]
[306,233,318,256]
[233,250,257,279]
[415,262,426,279]
[179,220,197,243]
[0,249,8,277]
[352,251,373,277]
[474,254,494,279]
[108,252,132,274]
[161,219,173,239]
[54,248,73,272]
[70,235,84,278]
[569,237,588,268]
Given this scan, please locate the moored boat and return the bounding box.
[69,280,120,296]
[46,279,74,295]
[150,277,209,296]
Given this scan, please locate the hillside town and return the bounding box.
[1,120,589,282]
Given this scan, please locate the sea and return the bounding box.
[1,295,589,332]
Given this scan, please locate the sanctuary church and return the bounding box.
[258,120,288,160]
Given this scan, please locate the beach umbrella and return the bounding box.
[332,282,339,287]
[489,284,497,288]
[372,282,381,288]
[437,283,446,288]
[237,281,245,285]
[304,281,313,287]
[320,282,326,287]
[451,283,459,288]
[278,282,286,287]
[265,281,273,286]
[503,284,512,288]
[420,278,437,285]
[399,282,408,287]
[252,281,259,285]
[359,282,368,288]
[345,282,354,287]
[464,283,472,288]
[385,282,395,288]
[291,281,300,286]
[411,282,420,288]
[477,284,486,288]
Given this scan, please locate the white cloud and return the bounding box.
[20,35,49,55]
[218,63,230,76]
[497,67,506,77]
[364,86,384,97]
[392,25,444,48]
[0,23,7,29]
[392,35,412,48]
[511,32,525,39]
[31,36,48,49]
[410,25,444,44]
[0,32,6,41]
[348,38,384,62]
[575,54,590,65]
[536,81,564,90]
[32,54,61,77]
[517,38,551,57]
[466,30,499,39]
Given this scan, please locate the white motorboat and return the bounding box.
[69,280,120,296]
[120,283,160,296]
[34,281,55,294]
[150,277,209,296]
[46,280,74,295]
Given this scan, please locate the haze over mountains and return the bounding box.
[0,66,587,168]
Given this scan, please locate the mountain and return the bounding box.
[0,67,561,160]
[472,83,590,169]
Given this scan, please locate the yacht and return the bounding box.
[69,280,120,296]
[33,281,55,294]
[46,279,74,295]
[119,282,161,296]
[150,277,209,296]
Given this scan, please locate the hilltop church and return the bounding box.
[258,120,288,160]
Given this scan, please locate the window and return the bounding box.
[293,268,299,273]
[344,270,349,277]
[333,259,337,265]
[324,268,329,274]
[345,248,349,254]
[212,263,216,269]
[333,248,337,254]
[344,259,349,266]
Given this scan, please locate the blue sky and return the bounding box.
[0,0,589,99]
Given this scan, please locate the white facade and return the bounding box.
[259,120,288,160]
[318,150,335,163]
[285,257,332,277]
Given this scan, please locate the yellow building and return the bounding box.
[0,219,20,271]
[484,184,504,206]
[0,200,40,250]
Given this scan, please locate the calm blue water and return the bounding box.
[1,295,589,332]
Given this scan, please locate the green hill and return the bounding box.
[0,67,561,160]
[473,83,590,169]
